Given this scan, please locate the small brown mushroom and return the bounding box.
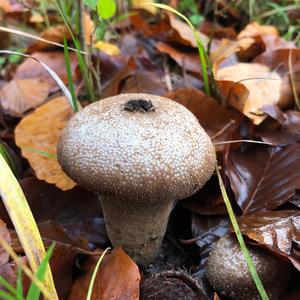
[207,234,292,300]
[57,93,216,265]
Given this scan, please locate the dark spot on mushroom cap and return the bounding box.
[123,99,155,113]
[57,93,216,203]
[206,234,292,300]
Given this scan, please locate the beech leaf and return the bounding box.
[226,144,300,214]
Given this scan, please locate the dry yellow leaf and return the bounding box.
[0,78,49,117]
[216,63,281,125]
[15,96,76,191]
[94,41,121,56]
[132,0,157,14]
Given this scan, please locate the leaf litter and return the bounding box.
[0,1,300,299]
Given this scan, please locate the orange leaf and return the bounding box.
[69,247,140,300]
[15,96,75,191]
[27,24,71,53]
[0,78,49,117]
[238,21,279,39]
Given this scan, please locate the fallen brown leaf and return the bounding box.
[27,24,71,53]
[14,96,75,190]
[255,48,300,109]
[226,144,300,214]
[130,13,208,48]
[156,42,201,73]
[210,38,254,75]
[69,247,140,300]
[216,63,282,124]
[165,88,242,152]
[15,51,78,92]
[238,210,300,270]
[237,21,279,39]
[0,78,49,117]
[0,219,17,289]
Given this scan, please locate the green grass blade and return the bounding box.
[16,268,24,300]
[0,290,16,300]
[0,142,18,177]
[148,3,211,95]
[0,276,17,296]
[55,0,96,102]
[26,244,55,300]
[64,38,79,112]
[86,248,110,300]
[216,165,269,300]
[24,147,57,158]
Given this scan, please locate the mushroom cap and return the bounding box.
[57,93,216,202]
[207,235,292,300]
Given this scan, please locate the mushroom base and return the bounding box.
[99,195,173,266]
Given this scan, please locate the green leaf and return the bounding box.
[0,290,16,300]
[83,0,97,10]
[26,244,55,300]
[97,0,116,19]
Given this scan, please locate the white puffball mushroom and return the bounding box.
[57,93,216,265]
[207,234,292,300]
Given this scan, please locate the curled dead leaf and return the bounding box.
[210,38,254,75]
[0,78,49,117]
[216,63,282,124]
[238,210,300,270]
[15,96,75,190]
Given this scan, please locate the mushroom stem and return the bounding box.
[99,195,173,266]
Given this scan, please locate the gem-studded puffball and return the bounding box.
[57,93,216,202]
[207,235,292,300]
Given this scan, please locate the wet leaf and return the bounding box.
[0,78,49,117]
[14,97,75,190]
[216,63,282,124]
[15,51,78,92]
[69,247,140,300]
[226,144,300,214]
[238,210,300,270]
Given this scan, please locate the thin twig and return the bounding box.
[213,140,274,146]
